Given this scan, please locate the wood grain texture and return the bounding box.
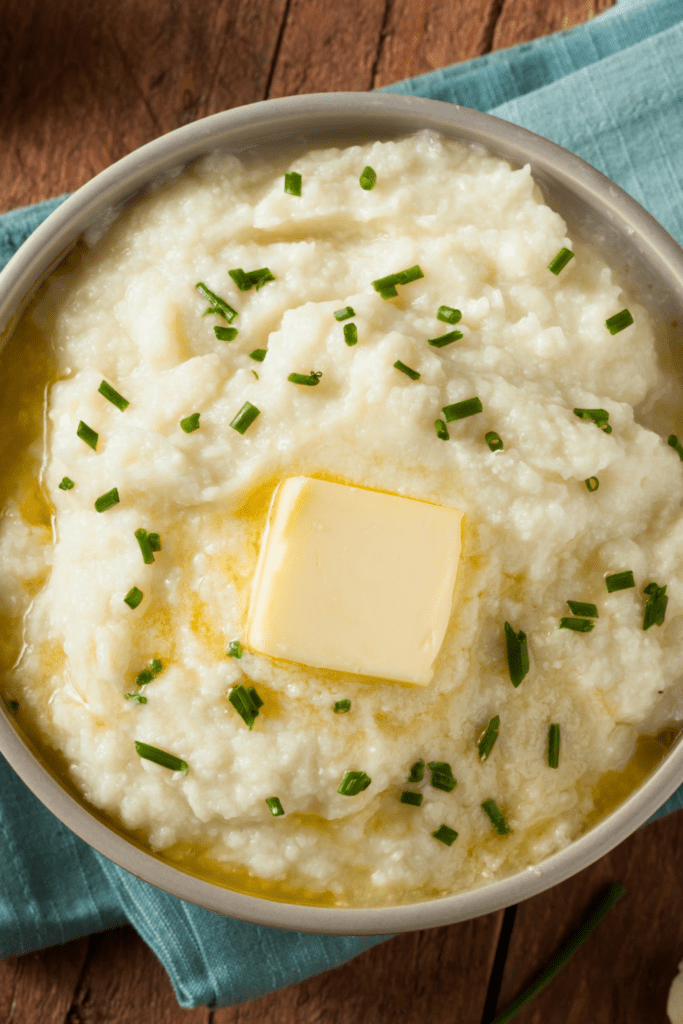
[0,938,89,1024]
[493,0,615,50]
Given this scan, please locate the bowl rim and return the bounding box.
[2,90,683,935]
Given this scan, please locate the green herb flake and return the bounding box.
[228,268,252,291]
[249,348,267,362]
[343,323,358,347]
[585,476,600,492]
[148,533,161,552]
[605,570,635,593]
[214,326,239,342]
[77,420,98,451]
[504,621,529,688]
[643,582,668,630]
[125,693,148,704]
[559,617,595,633]
[567,601,598,618]
[135,657,163,686]
[230,401,260,435]
[442,397,483,422]
[337,770,372,796]
[436,306,462,325]
[333,699,351,713]
[124,586,143,609]
[266,796,285,817]
[227,640,243,659]
[134,528,155,565]
[58,477,75,491]
[94,487,120,513]
[435,419,450,441]
[288,371,323,386]
[668,434,683,460]
[574,407,611,433]
[432,824,458,846]
[548,723,560,769]
[334,306,355,321]
[478,715,500,762]
[7,699,19,717]
[408,760,425,783]
[229,268,275,291]
[195,282,238,323]
[284,171,302,196]
[394,360,420,380]
[98,380,129,411]
[359,166,377,191]
[485,431,503,452]
[481,798,510,835]
[606,309,634,335]
[229,684,262,729]
[548,248,574,275]
[180,413,200,434]
[401,791,423,807]
[427,761,457,793]
[428,330,463,349]
[134,740,188,774]
[371,265,424,298]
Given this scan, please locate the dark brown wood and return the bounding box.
[0,938,89,1024]
[493,0,614,50]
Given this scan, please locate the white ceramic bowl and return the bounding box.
[2,93,683,935]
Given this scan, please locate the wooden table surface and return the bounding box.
[3,1,683,1022]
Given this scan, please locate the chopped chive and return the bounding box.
[229,683,262,729]
[573,408,611,433]
[605,570,635,593]
[585,476,600,492]
[284,171,302,196]
[343,323,358,347]
[266,796,285,816]
[548,248,574,275]
[134,740,188,775]
[378,285,398,299]
[489,883,624,1024]
[408,760,425,783]
[504,621,529,688]
[249,268,275,290]
[334,306,355,321]
[567,601,598,618]
[214,326,239,342]
[427,761,457,793]
[478,715,500,761]
[337,770,371,796]
[230,401,260,434]
[288,370,322,386]
[432,824,458,846]
[400,791,423,807]
[437,306,462,325]
[485,431,503,452]
[394,360,420,380]
[643,582,668,630]
[559,617,595,633]
[359,166,377,190]
[149,658,163,675]
[228,268,252,291]
[372,265,424,297]
[58,477,75,491]
[668,435,683,460]
[7,699,19,717]
[249,348,267,362]
[548,723,560,769]
[227,640,243,659]
[435,419,449,441]
[180,413,200,433]
[333,699,351,713]
[134,528,155,565]
[125,693,148,704]
[148,533,161,552]
[98,380,129,411]
[77,421,98,451]
[606,309,633,335]
[195,282,238,323]
[94,487,120,513]
[252,370,259,379]
[428,330,463,348]
[135,658,163,686]
[124,586,143,609]
[442,397,483,422]
[481,798,510,834]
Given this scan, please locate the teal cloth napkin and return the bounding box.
[2,0,683,1006]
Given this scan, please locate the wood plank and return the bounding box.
[494,810,683,1023]
[0,938,89,1024]
[212,911,504,1023]
[493,0,614,51]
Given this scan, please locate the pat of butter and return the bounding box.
[246,477,463,684]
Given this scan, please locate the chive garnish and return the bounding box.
[266,796,285,816]
[134,740,188,775]
[284,171,302,196]
[408,760,425,783]
[77,421,98,451]
[378,285,398,299]
[504,621,529,688]
[427,761,457,793]
[58,477,75,491]
[228,684,262,729]
[229,268,274,291]
[252,371,258,380]
[334,699,351,713]
[136,659,163,686]
[435,419,449,441]
[433,824,458,846]
[214,326,239,342]
[485,431,503,452]
[478,716,500,761]
[559,617,595,633]
[195,282,238,323]
[394,360,420,380]
[605,570,635,593]
[489,883,624,1024]
[343,323,358,347]
[574,408,611,433]
[334,306,355,321]
[548,248,574,275]
[668,434,683,459]
[249,349,267,362]
[180,413,200,433]
[125,693,148,704]
[227,640,243,659]
[371,266,424,298]
[94,487,120,513]
[437,306,462,325]
[428,330,463,348]
[359,166,377,190]
[567,601,598,618]
[98,380,129,411]
[481,798,510,834]
[148,533,161,552]
[400,791,423,807]
[442,397,483,422]
[643,582,668,630]
[134,528,155,565]
[288,371,322,386]
[338,770,371,796]
[585,476,600,491]
[228,268,251,291]
[124,586,143,609]
[7,699,19,717]
[606,309,633,335]
[230,401,260,434]
[548,723,560,769]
